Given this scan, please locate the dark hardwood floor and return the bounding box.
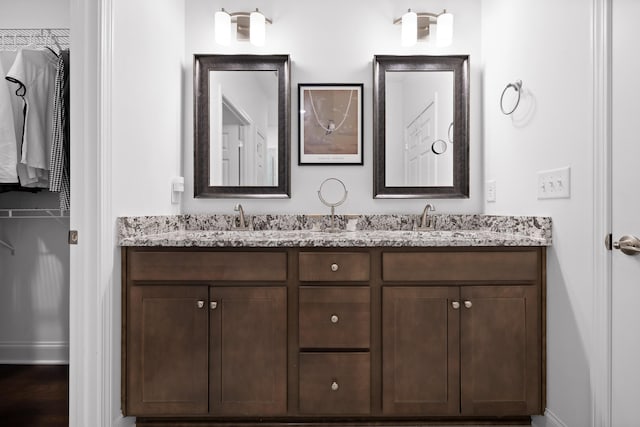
[0,364,68,427]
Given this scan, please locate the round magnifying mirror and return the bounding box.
[431,139,448,155]
[318,178,348,208]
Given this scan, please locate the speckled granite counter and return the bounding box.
[117,214,551,247]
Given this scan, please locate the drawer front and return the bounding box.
[382,250,540,282]
[299,353,370,414]
[299,252,370,282]
[299,287,370,349]
[129,251,287,281]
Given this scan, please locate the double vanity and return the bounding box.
[119,213,551,426]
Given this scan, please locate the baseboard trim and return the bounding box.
[0,341,69,364]
[532,409,569,427]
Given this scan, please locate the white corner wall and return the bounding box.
[481,1,594,426]
[0,0,70,364]
[182,0,483,215]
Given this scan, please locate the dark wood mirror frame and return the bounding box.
[194,54,291,198]
[373,55,470,199]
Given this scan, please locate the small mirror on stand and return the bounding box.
[317,178,348,232]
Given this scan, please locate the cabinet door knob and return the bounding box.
[330,263,339,272]
[330,314,339,324]
[464,300,472,309]
[451,301,460,309]
[196,300,205,309]
[210,301,218,310]
[331,381,339,391]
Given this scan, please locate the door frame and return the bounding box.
[591,0,613,426]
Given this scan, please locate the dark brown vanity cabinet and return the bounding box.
[382,250,544,417]
[123,250,288,417]
[123,246,545,424]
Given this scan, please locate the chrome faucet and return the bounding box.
[417,203,436,231]
[233,203,250,230]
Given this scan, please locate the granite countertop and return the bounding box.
[117,214,552,248]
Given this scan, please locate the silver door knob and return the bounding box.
[210,301,218,310]
[451,301,460,309]
[330,263,339,272]
[330,314,339,324]
[331,381,339,391]
[613,235,640,256]
[196,300,205,309]
[464,300,473,309]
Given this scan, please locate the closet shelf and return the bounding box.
[0,208,69,219]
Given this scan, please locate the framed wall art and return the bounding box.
[298,83,363,165]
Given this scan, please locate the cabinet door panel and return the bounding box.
[210,287,287,415]
[127,285,209,415]
[382,286,460,415]
[460,285,540,415]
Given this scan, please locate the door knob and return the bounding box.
[464,300,472,309]
[196,300,205,309]
[210,301,218,310]
[613,235,640,256]
[451,301,460,309]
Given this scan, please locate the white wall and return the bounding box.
[481,1,593,426]
[183,0,483,215]
[0,0,70,364]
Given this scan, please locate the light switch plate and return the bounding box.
[486,180,496,202]
[537,167,570,199]
[171,177,185,204]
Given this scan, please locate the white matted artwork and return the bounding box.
[298,84,363,165]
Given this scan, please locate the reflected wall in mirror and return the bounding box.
[194,55,290,198]
[373,55,469,198]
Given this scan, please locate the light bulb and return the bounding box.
[214,9,231,46]
[436,11,453,47]
[401,9,417,47]
[250,9,266,46]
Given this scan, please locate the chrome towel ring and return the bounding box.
[500,80,522,115]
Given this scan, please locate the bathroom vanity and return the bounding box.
[119,214,550,426]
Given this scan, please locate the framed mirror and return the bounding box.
[373,55,469,198]
[194,54,290,198]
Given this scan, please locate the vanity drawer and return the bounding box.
[128,251,287,282]
[299,252,370,282]
[299,287,370,349]
[382,250,539,282]
[299,352,370,414]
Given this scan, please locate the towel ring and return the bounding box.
[500,80,522,115]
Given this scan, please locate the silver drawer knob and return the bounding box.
[331,381,339,391]
[330,263,339,272]
[451,301,460,309]
[464,300,473,309]
[330,314,339,324]
[196,300,205,309]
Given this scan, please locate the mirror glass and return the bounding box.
[194,55,290,198]
[209,71,278,187]
[373,55,469,198]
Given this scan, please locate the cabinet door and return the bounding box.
[382,286,460,415]
[460,285,541,415]
[210,287,287,415]
[127,285,209,415]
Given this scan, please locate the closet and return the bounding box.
[0,2,71,425]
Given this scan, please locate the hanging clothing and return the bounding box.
[49,50,69,210]
[6,48,58,186]
[0,54,18,183]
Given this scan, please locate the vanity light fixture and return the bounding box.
[214,8,272,46]
[395,9,454,47]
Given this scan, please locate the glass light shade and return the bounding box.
[401,10,417,47]
[250,9,266,46]
[436,12,453,47]
[214,9,231,46]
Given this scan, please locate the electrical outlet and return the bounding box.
[486,180,496,202]
[537,167,570,199]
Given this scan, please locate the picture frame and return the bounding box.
[298,83,363,165]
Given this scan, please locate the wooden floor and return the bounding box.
[0,364,69,427]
